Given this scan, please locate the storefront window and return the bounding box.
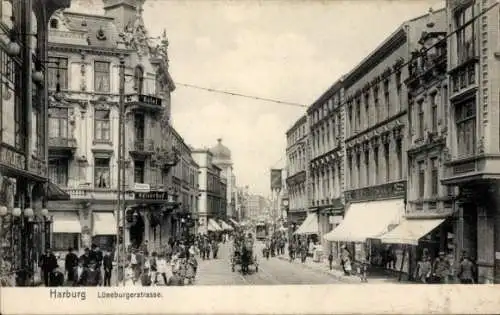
[52,233,79,252]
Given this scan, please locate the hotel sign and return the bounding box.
[345,181,406,202]
[134,191,169,201]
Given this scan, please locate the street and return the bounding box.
[196,241,340,285]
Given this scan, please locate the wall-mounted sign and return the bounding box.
[134,191,168,201]
[134,183,151,192]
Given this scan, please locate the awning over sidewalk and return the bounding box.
[52,212,82,234]
[229,218,240,227]
[208,218,223,232]
[378,218,445,245]
[323,199,402,242]
[219,220,234,231]
[46,181,70,201]
[294,213,318,235]
[93,212,117,236]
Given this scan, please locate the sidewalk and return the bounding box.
[276,248,408,284]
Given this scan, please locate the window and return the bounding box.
[348,103,353,134]
[384,80,390,117]
[364,93,370,126]
[455,99,476,157]
[133,66,144,94]
[50,18,58,29]
[94,158,110,188]
[134,113,145,141]
[48,159,68,186]
[443,85,448,127]
[356,153,361,188]
[364,150,369,186]
[396,139,402,179]
[418,101,424,138]
[134,160,145,183]
[94,109,110,141]
[52,233,79,252]
[48,57,68,90]
[431,158,439,196]
[48,107,68,138]
[455,4,475,65]
[94,61,110,92]
[418,161,425,198]
[355,98,361,131]
[384,142,390,182]
[373,147,379,184]
[1,50,23,149]
[373,86,380,122]
[395,71,402,111]
[431,93,438,133]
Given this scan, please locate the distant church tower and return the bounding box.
[209,138,235,219]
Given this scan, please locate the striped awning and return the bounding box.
[52,212,82,234]
[229,218,240,226]
[219,220,234,231]
[208,218,223,232]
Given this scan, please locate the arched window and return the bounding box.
[50,18,58,29]
[133,65,144,94]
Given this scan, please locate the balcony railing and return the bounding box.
[132,139,154,153]
[125,93,163,107]
[49,137,77,148]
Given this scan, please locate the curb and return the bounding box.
[276,255,360,284]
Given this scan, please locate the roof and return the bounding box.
[285,115,307,137]
[306,79,344,114]
[49,10,121,49]
[210,138,231,161]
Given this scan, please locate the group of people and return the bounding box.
[287,236,310,263]
[414,249,476,284]
[196,235,220,260]
[263,233,286,259]
[38,244,113,287]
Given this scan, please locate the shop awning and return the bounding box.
[93,212,117,236]
[294,213,318,235]
[46,181,70,201]
[207,218,223,232]
[323,199,402,242]
[229,218,240,226]
[52,212,82,234]
[378,218,445,245]
[219,220,234,231]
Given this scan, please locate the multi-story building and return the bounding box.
[235,185,250,221]
[46,0,179,255]
[304,81,345,256]
[285,115,308,228]
[210,138,236,220]
[191,149,226,234]
[168,126,199,240]
[324,10,446,265]
[0,0,72,286]
[382,16,452,276]
[246,194,267,220]
[440,0,500,283]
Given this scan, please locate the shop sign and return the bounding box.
[134,191,168,201]
[133,183,150,192]
[345,181,406,202]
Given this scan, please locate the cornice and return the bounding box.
[48,42,131,57]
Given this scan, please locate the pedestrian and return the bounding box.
[50,267,65,287]
[414,255,432,283]
[212,241,219,259]
[156,253,169,285]
[328,253,334,270]
[185,256,197,285]
[102,250,113,286]
[432,251,451,284]
[85,260,102,286]
[39,248,58,287]
[140,267,152,286]
[73,258,88,286]
[359,255,369,283]
[457,252,475,284]
[123,264,135,286]
[80,248,91,268]
[64,247,78,284]
[149,252,158,284]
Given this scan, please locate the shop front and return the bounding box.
[51,211,82,254]
[323,198,403,264]
[92,212,117,252]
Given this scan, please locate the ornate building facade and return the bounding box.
[0,0,72,286]
[306,81,345,256]
[441,0,500,283]
[285,115,308,229]
[46,0,179,255]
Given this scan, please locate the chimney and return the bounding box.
[102,0,144,32]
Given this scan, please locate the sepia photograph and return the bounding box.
[0,0,500,313]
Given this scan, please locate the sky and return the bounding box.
[70,0,442,196]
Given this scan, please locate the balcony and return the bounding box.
[125,93,163,112]
[129,138,154,158]
[441,154,500,185]
[63,187,135,200]
[48,137,77,157]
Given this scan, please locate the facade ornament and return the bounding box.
[477,137,485,154]
[443,147,451,162]
[119,1,149,56]
[79,50,87,91]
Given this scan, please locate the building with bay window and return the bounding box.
[46,0,179,256]
[441,0,500,284]
[0,0,72,286]
[324,10,446,271]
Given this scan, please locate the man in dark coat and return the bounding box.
[65,247,78,283]
[80,248,91,268]
[102,250,113,286]
[39,248,58,286]
[85,260,102,286]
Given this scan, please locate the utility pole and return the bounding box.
[116,55,126,285]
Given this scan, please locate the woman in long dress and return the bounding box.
[123,264,135,286]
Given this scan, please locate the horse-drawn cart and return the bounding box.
[231,234,258,274]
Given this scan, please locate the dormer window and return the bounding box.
[50,18,58,29]
[133,65,144,94]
